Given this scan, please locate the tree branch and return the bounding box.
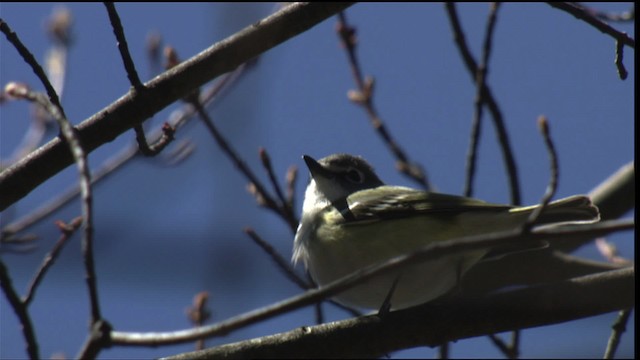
[547,2,635,48]
[162,267,634,359]
[107,219,632,348]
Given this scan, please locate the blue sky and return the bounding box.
[1,3,634,359]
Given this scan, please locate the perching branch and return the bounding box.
[162,267,634,360]
[108,219,632,348]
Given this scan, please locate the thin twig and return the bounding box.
[0,19,66,119]
[438,342,449,359]
[445,3,521,205]
[104,2,174,156]
[471,14,520,351]
[314,303,324,326]
[186,291,211,351]
[614,40,628,80]
[22,217,83,306]
[245,227,310,290]
[488,332,519,359]
[488,334,513,358]
[258,148,297,231]
[285,165,298,212]
[103,2,143,89]
[162,45,299,230]
[132,122,175,156]
[510,330,521,358]
[464,2,500,198]
[5,83,102,325]
[603,308,633,359]
[191,100,286,222]
[75,319,112,360]
[244,227,361,317]
[0,260,39,359]
[183,96,301,236]
[1,7,72,168]
[523,116,558,232]
[336,12,431,191]
[547,2,635,48]
[259,148,288,213]
[110,219,633,347]
[549,2,636,79]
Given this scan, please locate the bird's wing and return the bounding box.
[345,186,512,222]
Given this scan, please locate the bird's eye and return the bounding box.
[344,168,364,184]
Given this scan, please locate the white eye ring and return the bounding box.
[345,168,364,184]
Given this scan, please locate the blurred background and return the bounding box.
[0,3,634,358]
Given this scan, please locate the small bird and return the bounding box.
[293,153,599,310]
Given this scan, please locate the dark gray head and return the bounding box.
[303,154,384,203]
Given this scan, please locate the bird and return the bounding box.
[293,153,600,310]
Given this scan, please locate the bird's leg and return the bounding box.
[377,274,402,317]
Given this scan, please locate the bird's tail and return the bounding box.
[510,195,600,225]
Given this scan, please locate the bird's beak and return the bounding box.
[303,155,332,181]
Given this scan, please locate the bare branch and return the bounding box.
[548,2,635,48]
[5,83,102,324]
[523,116,559,231]
[103,2,143,89]
[0,260,39,359]
[445,3,521,205]
[0,18,66,119]
[186,291,212,351]
[336,12,431,190]
[245,227,310,290]
[465,2,501,198]
[23,217,82,305]
[488,333,519,359]
[615,39,628,80]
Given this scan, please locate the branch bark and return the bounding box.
[162,267,634,359]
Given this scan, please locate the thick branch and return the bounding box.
[0,2,354,211]
[163,267,634,359]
